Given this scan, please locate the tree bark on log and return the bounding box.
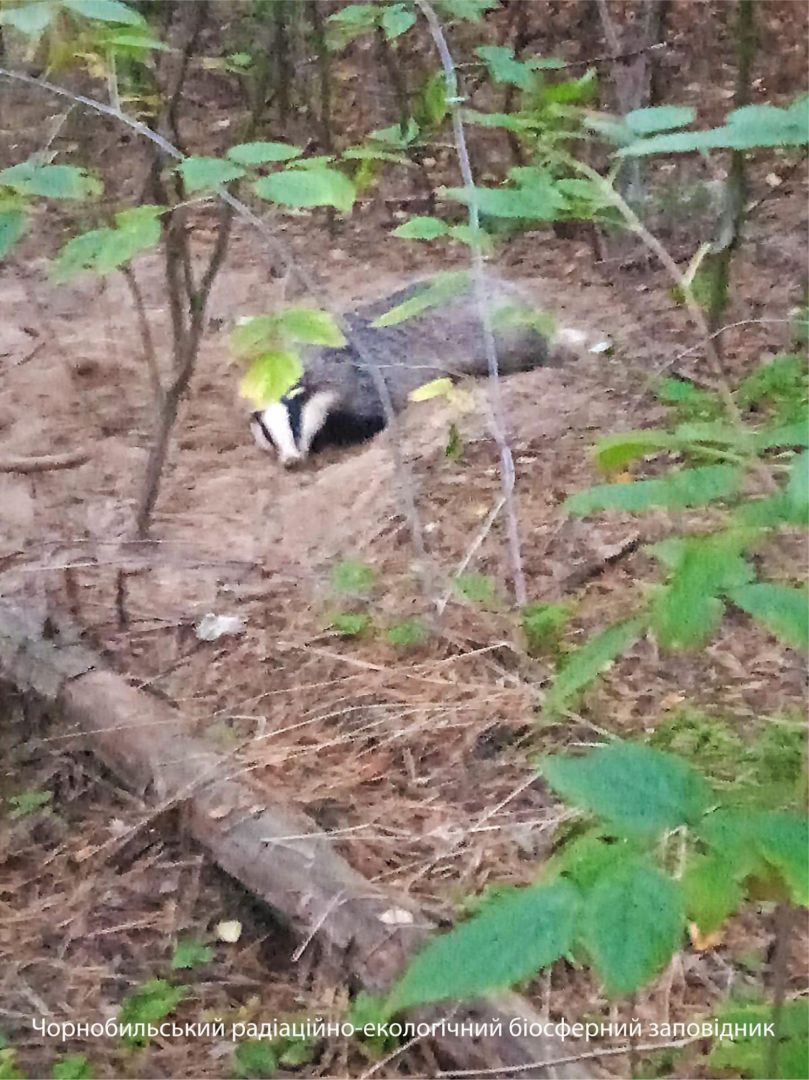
[0,603,586,1078]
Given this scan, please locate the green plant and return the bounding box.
[386,742,807,1031]
[232,1040,277,1079]
[329,559,376,597]
[452,572,499,608]
[117,979,187,1047]
[328,611,373,638]
[385,617,428,647]
[170,937,213,971]
[7,789,52,819]
[521,601,570,655]
[52,1055,93,1079]
[539,356,808,717]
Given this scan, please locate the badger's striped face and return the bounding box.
[250,387,338,467]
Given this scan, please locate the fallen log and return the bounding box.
[0,603,586,1078]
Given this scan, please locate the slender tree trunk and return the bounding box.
[707,0,756,342]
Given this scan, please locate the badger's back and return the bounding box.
[300,275,551,417]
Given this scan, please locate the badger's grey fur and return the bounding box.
[252,274,581,466]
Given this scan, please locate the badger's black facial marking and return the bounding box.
[281,389,305,445]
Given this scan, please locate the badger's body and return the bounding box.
[251,274,570,466]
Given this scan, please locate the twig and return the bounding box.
[415,0,527,606]
[0,451,89,474]
[121,265,163,406]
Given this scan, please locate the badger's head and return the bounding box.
[250,385,338,468]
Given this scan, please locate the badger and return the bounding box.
[250,274,584,467]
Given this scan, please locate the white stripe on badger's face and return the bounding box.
[251,402,302,466]
[299,390,339,456]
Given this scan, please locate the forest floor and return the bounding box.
[0,5,807,1077]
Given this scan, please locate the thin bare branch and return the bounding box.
[121,265,163,406]
[414,0,527,607]
[0,451,89,474]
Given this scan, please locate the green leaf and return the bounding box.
[538,68,597,106]
[275,307,346,347]
[51,229,108,282]
[756,422,809,450]
[327,2,379,25]
[170,936,213,970]
[543,617,646,716]
[64,0,144,23]
[368,118,420,147]
[544,831,637,894]
[105,30,169,50]
[226,141,302,165]
[696,808,809,904]
[682,853,742,933]
[386,618,428,648]
[239,352,302,406]
[540,742,713,839]
[0,2,56,35]
[651,534,755,650]
[371,270,468,328]
[177,156,245,192]
[392,216,451,240]
[453,573,498,608]
[414,70,448,130]
[380,2,416,39]
[443,174,566,221]
[387,880,578,1013]
[254,168,355,213]
[52,206,162,281]
[329,611,372,637]
[475,44,535,91]
[592,429,681,473]
[433,0,499,21]
[52,1055,93,1080]
[624,105,696,136]
[696,808,771,881]
[233,1040,278,1079]
[730,583,809,651]
[230,315,280,360]
[582,857,683,997]
[330,559,375,595]
[565,464,743,515]
[409,376,454,402]
[462,109,537,133]
[0,162,101,200]
[118,980,187,1046]
[0,205,25,261]
[753,811,809,905]
[619,97,809,157]
[708,1001,809,1079]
